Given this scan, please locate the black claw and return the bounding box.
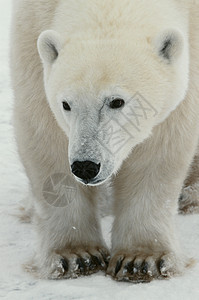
[76,257,86,273]
[125,261,134,274]
[89,256,97,270]
[91,255,100,266]
[159,259,165,271]
[94,255,104,268]
[115,258,123,275]
[60,258,68,272]
[142,262,149,274]
[100,251,110,266]
[91,255,101,267]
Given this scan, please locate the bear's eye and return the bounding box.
[109,98,125,109]
[62,101,71,111]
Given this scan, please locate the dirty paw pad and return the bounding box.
[107,253,177,283]
[50,246,110,279]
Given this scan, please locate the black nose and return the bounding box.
[71,161,100,183]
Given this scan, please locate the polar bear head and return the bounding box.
[37,27,189,186]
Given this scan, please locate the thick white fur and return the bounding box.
[10,0,199,280]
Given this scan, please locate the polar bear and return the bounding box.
[10,0,199,282]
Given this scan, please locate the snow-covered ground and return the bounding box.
[0,1,199,299]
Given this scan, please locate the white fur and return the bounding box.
[10,0,199,280]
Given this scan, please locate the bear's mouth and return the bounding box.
[87,178,105,186]
[75,177,106,186]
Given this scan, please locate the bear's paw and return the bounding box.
[31,246,110,279]
[107,251,182,283]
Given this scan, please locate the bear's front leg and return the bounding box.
[30,181,110,279]
[107,177,186,282]
[107,134,193,283]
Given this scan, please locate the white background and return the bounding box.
[0,1,199,299]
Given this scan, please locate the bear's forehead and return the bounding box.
[54,39,159,87]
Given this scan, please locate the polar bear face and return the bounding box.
[38,29,189,185]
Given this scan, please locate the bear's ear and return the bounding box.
[154,29,184,62]
[37,30,62,64]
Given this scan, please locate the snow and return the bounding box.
[0,1,199,299]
